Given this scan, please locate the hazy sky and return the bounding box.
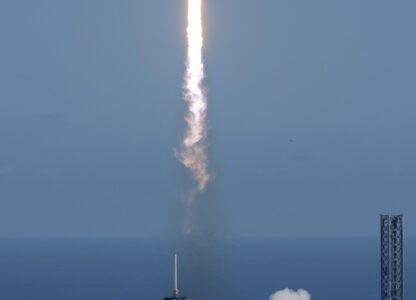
[0,0,415,237]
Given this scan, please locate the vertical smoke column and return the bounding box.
[179,0,211,195]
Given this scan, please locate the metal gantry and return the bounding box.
[381,215,404,300]
[164,254,189,300]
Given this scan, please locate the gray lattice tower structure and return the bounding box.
[164,254,189,300]
[381,215,404,300]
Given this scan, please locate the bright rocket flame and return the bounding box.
[180,0,210,192]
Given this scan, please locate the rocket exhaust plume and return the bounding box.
[269,289,311,300]
[178,0,211,194]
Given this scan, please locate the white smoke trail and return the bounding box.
[269,289,311,300]
[179,0,211,193]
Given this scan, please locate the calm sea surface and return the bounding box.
[0,238,414,300]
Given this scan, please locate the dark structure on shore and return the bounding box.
[164,254,189,300]
[381,214,404,300]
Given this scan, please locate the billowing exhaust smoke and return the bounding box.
[269,289,311,300]
[179,0,210,192]
[177,0,212,234]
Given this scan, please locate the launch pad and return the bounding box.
[164,254,189,300]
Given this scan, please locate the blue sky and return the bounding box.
[0,0,415,237]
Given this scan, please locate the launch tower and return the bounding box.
[164,254,189,300]
[381,214,404,300]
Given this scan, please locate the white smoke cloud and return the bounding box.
[269,288,310,300]
[176,0,212,235]
[180,0,211,193]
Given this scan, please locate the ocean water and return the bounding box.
[0,238,414,300]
